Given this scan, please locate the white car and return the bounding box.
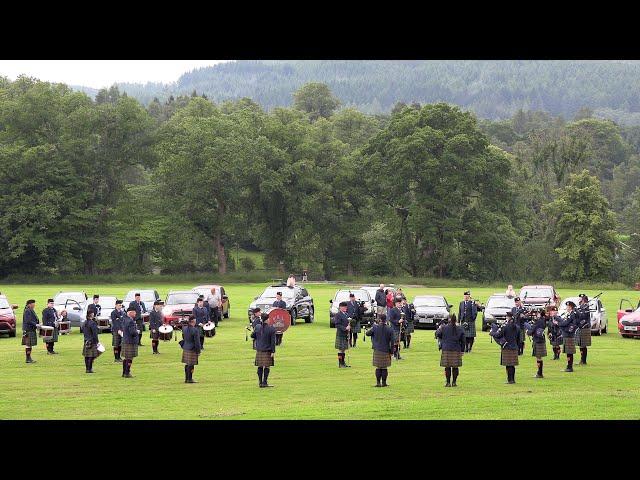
[53,291,89,331]
[558,296,608,335]
[329,289,373,327]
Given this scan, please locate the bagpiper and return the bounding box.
[401,297,415,349]
[527,309,548,378]
[511,296,527,355]
[41,298,60,355]
[334,301,351,368]
[149,300,164,354]
[388,297,404,360]
[346,293,361,348]
[458,291,477,353]
[491,310,520,384]
[576,294,592,365]
[110,300,126,362]
[128,293,147,346]
[87,294,101,318]
[365,313,394,387]
[547,306,563,360]
[557,301,578,373]
[436,314,465,387]
[22,299,39,364]
[82,310,100,374]
[121,306,140,378]
[181,315,201,383]
[251,311,277,387]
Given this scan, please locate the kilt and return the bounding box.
[563,337,576,355]
[501,348,519,366]
[549,334,563,347]
[82,342,99,358]
[462,320,476,338]
[575,328,591,347]
[21,330,37,347]
[255,350,274,367]
[405,322,415,334]
[45,327,59,343]
[532,341,547,359]
[392,329,400,344]
[351,321,362,334]
[440,349,463,367]
[373,349,392,368]
[112,332,122,347]
[181,349,199,365]
[122,342,138,360]
[335,332,349,351]
[149,330,160,340]
[518,326,526,343]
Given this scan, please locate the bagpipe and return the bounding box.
[434,317,449,350]
[489,321,508,348]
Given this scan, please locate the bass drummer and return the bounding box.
[149,300,164,355]
[272,292,287,346]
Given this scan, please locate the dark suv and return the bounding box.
[247,284,314,325]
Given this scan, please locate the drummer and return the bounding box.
[149,300,164,355]
[42,298,60,355]
[181,315,201,383]
[110,300,125,362]
[22,299,40,364]
[193,297,209,350]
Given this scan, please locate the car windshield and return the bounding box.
[100,297,116,309]
[413,297,446,307]
[0,298,10,309]
[486,297,515,309]
[334,291,369,303]
[54,293,86,305]
[125,291,157,304]
[166,293,199,305]
[260,287,295,300]
[520,288,553,298]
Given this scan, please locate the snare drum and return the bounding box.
[203,322,216,337]
[58,321,71,334]
[158,324,174,341]
[38,325,54,342]
[97,318,110,330]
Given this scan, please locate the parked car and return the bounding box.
[617,299,640,338]
[0,294,18,337]
[329,289,374,327]
[248,284,314,325]
[53,291,89,331]
[412,295,452,330]
[191,285,231,319]
[481,294,516,331]
[124,289,161,326]
[519,285,561,311]
[96,295,118,333]
[360,284,397,309]
[162,291,200,327]
[558,296,608,335]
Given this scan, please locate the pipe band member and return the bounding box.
[149,300,164,354]
[547,306,563,360]
[334,301,351,368]
[401,297,415,349]
[42,298,59,355]
[87,294,101,319]
[193,297,209,350]
[529,309,548,378]
[436,314,465,387]
[459,290,478,353]
[121,306,140,378]
[181,316,201,383]
[346,293,361,348]
[82,310,100,374]
[128,293,147,346]
[497,311,520,384]
[366,313,394,387]
[511,296,527,355]
[576,294,592,365]
[249,308,262,350]
[110,300,126,362]
[22,299,39,364]
[251,312,277,387]
[271,292,287,346]
[388,297,404,359]
[558,301,578,372]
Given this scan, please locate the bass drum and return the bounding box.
[267,308,291,346]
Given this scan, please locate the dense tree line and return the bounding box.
[2,75,639,283]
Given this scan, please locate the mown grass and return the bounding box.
[0,282,639,419]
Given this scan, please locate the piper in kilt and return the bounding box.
[388,298,404,360]
[459,291,478,353]
[528,309,548,378]
[193,297,209,350]
[436,314,465,387]
[347,293,362,348]
[42,298,60,355]
[110,300,126,361]
[181,316,201,383]
[82,311,100,373]
[493,312,520,384]
[401,298,415,349]
[149,300,164,354]
[22,299,40,364]
[547,307,563,360]
[334,302,351,368]
[511,297,527,355]
[576,294,592,365]
[128,293,147,346]
[558,301,578,372]
[121,307,140,378]
[251,312,277,387]
[365,313,394,387]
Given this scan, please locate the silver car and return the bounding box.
[412,295,452,329]
[53,291,89,331]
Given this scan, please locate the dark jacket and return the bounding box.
[252,322,277,352]
[42,307,58,327]
[530,317,546,343]
[251,316,262,329]
[577,304,591,329]
[181,325,201,354]
[83,318,99,344]
[23,308,39,332]
[366,323,394,353]
[511,306,527,325]
[402,303,414,323]
[436,323,466,351]
[500,321,520,350]
[272,300,287,309]
[375,289,386,307]
[334,311,349,333]
[559,311,578,336]
[193,306,209,325]
[87,303,101,318]
[458,300,478,323]
[388,307,402,332]
[128,301,147,322]
[110,308,125,332]
[122,316,139,345]
[149,310,163,330]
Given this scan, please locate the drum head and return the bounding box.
[159,325,173,334]
[267,308,291,333]
[203,322,215,331]
[40,326,54,331]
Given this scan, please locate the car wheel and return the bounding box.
[291,309,297,326]
[305,307,314,323]
[593,326,601,336]
[602,324,607,334]
[9,330,16,338]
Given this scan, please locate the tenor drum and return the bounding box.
[58,321,71,334]
[38,325,54,341]
[158,324,174,341]
[203,322,216,337]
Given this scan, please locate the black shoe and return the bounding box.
[115,358,123,362]
[259,383,265,388]
[263,383,273,387]
[85,369,94,374]
[564,367,573,372]
[124,373,133,378]
[375,383,382,387]
[535,374,544,378]
[445,382,451,387]
[508,380,516,384]
[452,382,457,387]
[26,358,35,364]
[382,382,388,387]
[186,379,197,383]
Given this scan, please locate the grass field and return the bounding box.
[1,282,639,420]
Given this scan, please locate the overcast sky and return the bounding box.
[0,60,231,88]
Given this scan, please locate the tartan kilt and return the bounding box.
[351,321,362,334]
[518,327,526,343]
[440,349,463,367]
[532,341,547,359]
[82,342,99,358]
[21,330,37,347]
[405,322,415,334]
[182,349,199,365]
[501,348,519,366]
[575,328,592,347]
[373,349,392,368]
[255,350,274,367]
[335,332,349,351]
[149,330,160,340]
[45,327,59,343]
[549,335,563,347]
[563,337,576,355]
[122,342,138,359]
[463,321,476,338]
[112,332,122,347]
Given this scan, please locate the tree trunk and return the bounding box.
[215,232,227,274]
[347,263,354,276]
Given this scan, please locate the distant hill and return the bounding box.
[75,60,640,124]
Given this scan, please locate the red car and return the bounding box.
[617,299,640,338]
[161,291,200,327]
[0,294,19,337]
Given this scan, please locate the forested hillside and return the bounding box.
[108,60,640,124]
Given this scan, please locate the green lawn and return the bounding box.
[1,282,639,419]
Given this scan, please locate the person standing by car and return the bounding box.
[42,298,59,355]
[111,300,125,362]
[335,301,351,368]
[458,291,478,353]
[492,311,520,384]
[385,289,394,314]
[511,297,527,355]
[206,287,221,327]
[557,301,578,373]
[181,316,201,384]
[128,293,147,346]
[505,285,516,298]
[346,293,361,348]
[149,300,164,355]
[22,299,40,364]
[122,307,140,378]
[375,284,386,320]
[436,314,465,387]
[576,294,592,365]
[272,291,286,309]
[366,313,394,387]
[87,294,101,319]
[82,311,100,374]
[547,306,563,360]
[194,297,209,350]
[251,312,277,387]
[388,297,404,360]
[528,309,548,378]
